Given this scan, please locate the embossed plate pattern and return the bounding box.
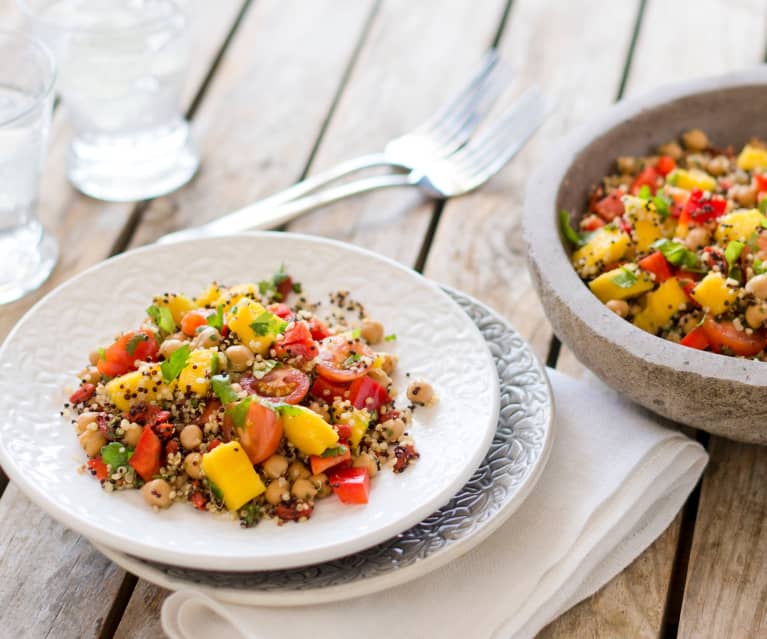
[94,288,555,606]
[0,233,499,571]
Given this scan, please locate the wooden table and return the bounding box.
[2,0,767,636]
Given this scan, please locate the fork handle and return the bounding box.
[157,172,416,244]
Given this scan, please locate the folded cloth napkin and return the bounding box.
[162,368,708,639]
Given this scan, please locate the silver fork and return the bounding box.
[238,49,508,211]
[158,88,548,244]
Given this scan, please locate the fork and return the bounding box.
[158,88,548,244]
[231,49,508,213]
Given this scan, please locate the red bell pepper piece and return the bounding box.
[309,377,349,402]
[680,188,727,225]
[310,444,352,475]
[638,251,673,282]
[69,383,96,404]
[87,457,109,481]
[348,376,391,411]
[329,467,370,504]
[128,426,162,481]
[592,191,625,221]
[655,155,676,177]
[680,326,709,351]
[630,166,660,195]
[334,424,352,440]
[755,174,767,192]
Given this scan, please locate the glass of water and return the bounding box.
[0,31,57,305]
[19,0,200,202]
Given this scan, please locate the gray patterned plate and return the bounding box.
[94,289,554,606]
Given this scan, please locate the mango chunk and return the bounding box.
[106,363,171,412]
[633,277,688,334]
[589,266,654,303]
[691,272,737,317]
[737,144,767,171]
[623,195,664,252]
[214,283,259,312]
[227,298,286,356]
[668,168,716,192]
[177,348,218,396]
[194,282,224,308]
[202,441,265,511]
[279,405,338,456]
[572,227,631,277]
[348,409,371,448]
[714,209,765,244]
[152,293,195,325]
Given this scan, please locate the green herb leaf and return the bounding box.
[147,304,176,334]
[210,352,220,375]
[211,375,239,404]
[207,305,224,331]
[160,344,190,383]
[610,266,638,289]
[226,397,252,429]
[273,263,288,286]
[384,333,397,342]
[98,347,106,360]
[350,328,361,339]
[249,311,287,336]
[725,240,745,269]
[321,445,347,458]
[755,258,767,275]
[652,194,671,222]
[125,333,149,356]
[207,479,224,501]
[651,239,705,272]
[638,184,652,200]
[100,442,133,469]
[258,280,271,295]
[292,282,302,294]
[274,404,302,417]
[239,500,262,528]
[559,210,584,247]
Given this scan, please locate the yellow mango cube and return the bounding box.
[194,282,224,308]
[691,272,737,317]
[714,209,766,244]
[633,277,688,334]
[226,298,285,356]
[152,293,195,325]
[572,227,631,277]
[668,168,716,192]
[737,144,767,171]
[279,405,339,456]
[106,363,171,412]
[589,266,654,303]
[177,348,218,396]
[348,409,371,448]
[214,283,259,312]
[202,442,265,511]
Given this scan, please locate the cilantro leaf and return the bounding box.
[637,184,652,200]
[610,266,638,288]
[207,305,224,331]
[652,194,671,222]
[651,239,705,272]
[160,344,190,383]
[384,333,397,342]
[321,445,347,458]
[249,311,287,336]
[207,479,224,501]
[98,347,106,360]
[559,210,586,247]
[126,333,149,356]
[211,374,239,404]
[100,442,133,469]
[147,304,175,334]
[226,397,252,429]
[292,282,302,294]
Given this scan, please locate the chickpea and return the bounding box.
[657,140,683,160]
[180,424,203,450]
[184,452,204,479]
[122,422,143,447]
[78,366,100,385]
[262,454,289,479]
[381,418,406,442]
[407,379,435,405]
[681,128,709,152]
[746,273,767,300]
[310,473,332,498]
[360,319,385,344]
[141,479,172,509]
[379,352,398,375]
[225,345,254,372]
[307,401,331,421]
[353,452,378,478]
[75,411,99,434]
[684,226,710,251]
[605,299,629,318]
[79,429,106,457]
[191,326,221,350]
[291,477,318,500]
[265,478,290,505]
[616,156,636,175]
[745,304,767,329]
[288,460,311,481]
[159,339,185,359]
[88,349,101,366]
[706,155,730,176]
[367,368,392,388]
[731,183,757,207]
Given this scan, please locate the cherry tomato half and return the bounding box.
[97,330,159,377]
[702,317,767,356]
[223,400,282,464]
[315,335,374,383]
[241,367,310,405]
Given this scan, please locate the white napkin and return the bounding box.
[161,369,708,639]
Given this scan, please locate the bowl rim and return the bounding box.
[523,66,767,386]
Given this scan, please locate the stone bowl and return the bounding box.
[523,67,767,444]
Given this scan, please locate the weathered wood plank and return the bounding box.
[678,439,767,638]
[113,582,171,639]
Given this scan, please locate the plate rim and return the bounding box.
[0,232,500,570]
[92,288,555,606]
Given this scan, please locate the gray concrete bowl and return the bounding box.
[523,67,767,444]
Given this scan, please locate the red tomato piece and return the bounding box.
[207,438,222,452]
[129,426,162,481]
[755,174,767,192]
[655,155,676,176]
[348,376,391,411]
[276,275,294,301]
[190,492,208,511]
[69,383,96,404]
[334,424,352,439]
[97,330,159,377]
[242,367,310,405]
[680,326,709,350]
[580,214,605,231]
[329,467,370,504]
[181,310,208,337]
[309,377,350,402]
[308,317,331,341]
[223,400,282,464]
[275,503,314,521]
[87,457,108,481]
[637,251,673,282]
[310,445,351,475]
[267,303,293,320]
[274,321,319,363]
[593,191,625,221]
[702,316,767,356]
[630,166,660,195]
[315,335,374,383]
[680,189,727,225]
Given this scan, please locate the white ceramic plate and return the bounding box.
[0,232,499,571]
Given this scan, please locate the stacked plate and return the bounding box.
[0,233,554,605]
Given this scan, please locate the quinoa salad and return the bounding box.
[65,266,436,527]
[563,129,767,359]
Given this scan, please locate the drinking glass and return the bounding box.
[0,31,57,305]
[19,0,200,202]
